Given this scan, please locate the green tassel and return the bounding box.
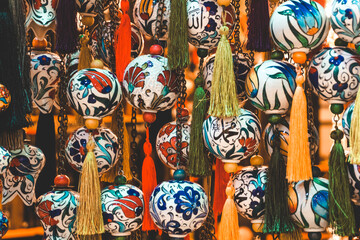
[329,129,356,237]
[208,26,239,118]
[263,129,298,234]
[188,76,211,177]
[167,0,189,70]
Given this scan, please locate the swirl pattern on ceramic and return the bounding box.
[233,166,267,222]
[309,47,360,104]
[36,190,79,240]
[65,51,80,78]
[102,184,144,236]
[203,108,261,163]
[0,147,11,175]
[342,101,354,141]
[122,55,178,112]
[2,144,46,206]
[67,68,122,119]
[65,127,119,175]
[149,180,209,238]
[270,0,330,54]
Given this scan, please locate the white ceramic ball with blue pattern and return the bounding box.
[245,60,296,115]
[149,180,209,238]
[0,147,11,175]
[67,68,122,120]
[270,0,330,54]
[203,108,261,163]
[101,184,144,236]
[331,0,360,46]
[309,47,360,104]
[342,101,354,141]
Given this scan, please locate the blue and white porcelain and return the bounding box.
[270,0,330,54]
[0,147,11,175]
[309,47,360,104]
[348,163,360,206]
[331,0,360,47]
[245,60,296,114]
[233,166,267,223]
[289,178,329,232]
[67,68,122,120]
[342,101,354,141]
[0,211,8,238]
[36,189,79,240]
[102,184,144,236]
[2,144,46,206]
[203,108,261,163]
[149,180,209,238]
[122,55,178,113]
[65,126,119,176]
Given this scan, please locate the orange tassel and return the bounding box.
[141,127,158,231]
[287,66,312,182]
[213,159,229,233]
[114,0,131,82]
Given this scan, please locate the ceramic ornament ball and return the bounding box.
[0,84,11,112]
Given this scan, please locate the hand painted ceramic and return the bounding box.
[65,50,80,78]
[36,189,79,240]
[289,178,329,232]
[0,211,8,238]
[0,84,11,112]
[308,47,360,104]
[187,0,236,50]
[65,127,119,175]
[342,101,354,141]
[203,108,261,163]
[156,117,190,169]
[0,147,11,175]
[76,0,96,14]
[30,52,61,114]
[331,0,360,47]
[270,0,330,54]
[149,180,209,238]
[67,68,122,120]
[102,184,144,236]
[245,60,296,115]
[264,117,319,160]
[90,21,115,67]
[233,166,267,222]
[133,0,170,40]
[203,53,251,99]
[2,144,46,206]
[122,55,178,113]
[348,163,360,206]
[131,23,145,59]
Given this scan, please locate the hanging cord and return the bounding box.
[130,108,139,178]
[95,0,106,59]
[176,70,187,168]
[153,0,165,43]
[109,0,120,71]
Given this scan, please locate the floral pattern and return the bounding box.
[150,180,208,238]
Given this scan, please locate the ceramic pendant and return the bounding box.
[2,144,46,206]
[0,147,11,175]
[342,101,354,141]
[0,84,11,112]
[65,50,80,78]
[348,163,360,206]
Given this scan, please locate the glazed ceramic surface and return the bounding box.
[67,68,122,119]
[309,47,360,104]
[187,0,236,50]
[246,60,296,114]
[0,211,8,238]
[348,163,360,206]
[289,178,329,232]
[0,84,11,112]
[90,21,115,67]
[30,52,61,114]
[2,144,46,206]
[156,119,190,169]
[76,0,96,13]
[342,101,354,140]
[149,180,209,238]
[270,0,330,54]
[131,23,145,59]
[203,53,251,99]
[203,108,261,163]
[65,127,119,175]
[65,51,80,78]
[331,0,360,46]
[123,55,178,113]
[133,0,170,40]
[36,189,79,240]
[102,184,144,236]
[0,147,11,175]
[233,166,267,222]
[264,117,319,160]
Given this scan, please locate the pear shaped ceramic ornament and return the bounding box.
[0,84,11,113]
[270,0,330,54]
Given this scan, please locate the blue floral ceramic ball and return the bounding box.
[149,180,209,238]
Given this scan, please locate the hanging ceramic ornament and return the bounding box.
[35,175,79,240]
[149,169,209,238]
[348,163,360,206]
[30,52,61,114]
[0,147,11,174]
[131,23,145,59]
[101,175,145,236]
[331,0,360,49]
[0,211,8,238]
[342,101,354,141]
[2,143,46,206]
[156,111,190,169]
[289,177,329,239]
[187,0,236,50]
[0,84,11,113]
[65,50,80,78]
[65,126,119,175]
